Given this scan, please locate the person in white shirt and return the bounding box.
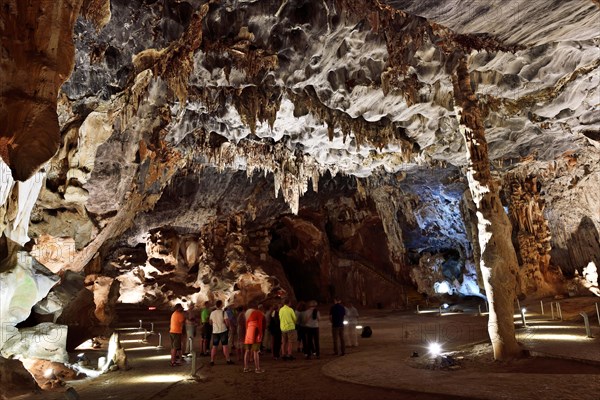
[209,300,234,365]
[345,302,359,347]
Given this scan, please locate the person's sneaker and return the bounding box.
[255,368,265,374]
[226,360,234,365]
[243,368,251,373]
[288,355,296,360]
[209,361,215,366]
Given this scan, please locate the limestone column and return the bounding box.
[453,58,521,360]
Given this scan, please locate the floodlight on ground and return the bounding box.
[520,308,527,327]
[343,320,348,325]
[442,303,449,309]
[428,342,442,356]
[356,325,363,330]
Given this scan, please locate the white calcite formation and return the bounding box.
[0,159,46,246]
[1,323,68,363]
[0,254,60,354]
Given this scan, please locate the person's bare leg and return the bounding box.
[254,350,260,369]
[223,345,230,361]
[282,335,288,357]
[210,344,216,362]
[244,349,250,370]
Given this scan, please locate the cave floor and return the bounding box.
[14,298,600,400]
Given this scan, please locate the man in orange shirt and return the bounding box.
[170,303,186,366]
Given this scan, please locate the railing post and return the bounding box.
[580,312,593,338]
[540,300,544,315]
[520,308,527,328]
[156,333,164,349]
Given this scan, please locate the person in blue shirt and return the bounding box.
[329,298,345,356]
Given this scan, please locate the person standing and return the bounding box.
[200,301,213,356]
[184,302,198,356]
[236,305,246,361]
[329,298,345,356]
[226,306,237,355]
[304,300,320,359]
[169,304,186,366]
[209,300,234,366]
[279,298,297,360]
[243,304,265,373]
[268,303,282,360]
[295,301,307,354]
[345,302,359,347]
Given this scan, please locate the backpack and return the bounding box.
[361,326,372,338]
[312,308,318,320]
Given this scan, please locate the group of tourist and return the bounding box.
[168,297,360,373]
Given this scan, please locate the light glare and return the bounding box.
[428,342,442,356]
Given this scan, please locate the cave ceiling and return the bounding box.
[1,0,599,296]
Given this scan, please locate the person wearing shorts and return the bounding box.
[243,305,265,373]
[279,298,297,360]
[209,300,234,366]
[169,304,185,366]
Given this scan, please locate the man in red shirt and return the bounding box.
[243,304,265,373]
[170,303,185,366]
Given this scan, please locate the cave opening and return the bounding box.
[268,223,322,302]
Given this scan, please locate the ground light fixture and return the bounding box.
[521,308,527,327]
[428,342,442,356]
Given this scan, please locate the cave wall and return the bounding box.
[105,170,413,308]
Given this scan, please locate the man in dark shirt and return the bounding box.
[329,298,346,356]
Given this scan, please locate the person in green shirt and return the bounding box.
[278,298,297,360]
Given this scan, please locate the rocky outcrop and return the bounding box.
[0,357,39,398]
